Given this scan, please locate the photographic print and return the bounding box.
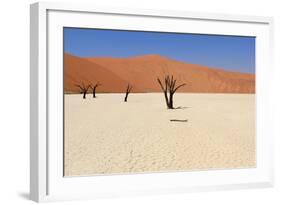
[63,28,255,177]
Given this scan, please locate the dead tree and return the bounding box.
[90,82,101,98]
[75,83,91,99]
[157,75,186,109]
[124,84,132,102]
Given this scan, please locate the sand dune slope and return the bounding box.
[88,55,255,93]
[64,54,134,93]
[64,54,255,93]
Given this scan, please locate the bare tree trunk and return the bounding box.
[124,84,132,102]
[169,92,174,109]
[157,75,185,109]
[91,83,101,98]
[157,77,169,108]
[124,93,129,102]
[75,83,91,99]
[93,87,96,98]
[163,90,169,108]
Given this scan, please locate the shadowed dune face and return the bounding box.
[64,53,255,93]
[64,54,135,93]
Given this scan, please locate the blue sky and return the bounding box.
[64,27,255,74]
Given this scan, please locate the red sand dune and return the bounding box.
[64,53,255,93]
[64,54,131,93]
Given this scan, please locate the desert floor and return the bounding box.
[64,93,255,176]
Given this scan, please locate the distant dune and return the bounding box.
[64,53,255,93]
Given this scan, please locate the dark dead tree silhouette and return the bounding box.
[124,84,133,102]
[157,75,186,109]
[75,83,91,99]
[90,82,101,98]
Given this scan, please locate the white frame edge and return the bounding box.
[30,2,48,202]
[30,1,274,202]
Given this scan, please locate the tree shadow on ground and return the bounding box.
[170,119,188,122]
[174,106,191,110]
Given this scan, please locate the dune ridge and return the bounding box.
[64,53,255,93]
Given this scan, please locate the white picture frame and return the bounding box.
[30,1,274,202]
